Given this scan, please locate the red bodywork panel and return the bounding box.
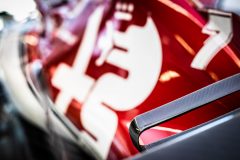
[25,0,240,159]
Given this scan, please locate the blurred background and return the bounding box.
[0,0,36,33]
[0,0,36,20]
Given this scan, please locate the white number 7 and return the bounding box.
[191,11,232,70]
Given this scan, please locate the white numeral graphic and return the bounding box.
[52,4,162,159]
[191,13,232,70]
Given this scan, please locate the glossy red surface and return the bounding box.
[25,0,240,159]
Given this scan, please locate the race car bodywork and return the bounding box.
[0,0,239,159]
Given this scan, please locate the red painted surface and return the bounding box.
[25,0,240,159]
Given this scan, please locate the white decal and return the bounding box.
[191,13,232,70]
[114,2,134,21]
[52,4,162,159]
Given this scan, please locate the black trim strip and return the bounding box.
[129,73,240,151]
